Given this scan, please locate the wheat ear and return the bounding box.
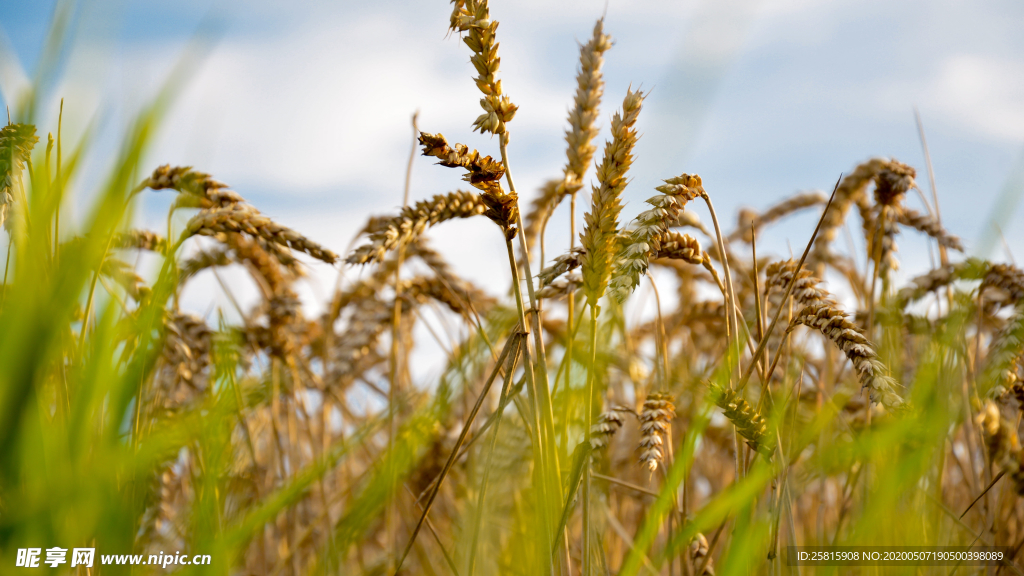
[608,174,703,302]
[448,0,517,135]
[418,132,518,238]
[186,204,337,264]
[708,382,773,457]
[579,88,644,306]
[764,259,835,309]
[789,301,905,411]
[0,123,38,231]
[638,392,675,473]
[347,191,486,264]
[811,158,902,265]
[522,20,612,252]
[896,209,963,251]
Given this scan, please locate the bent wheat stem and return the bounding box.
[394,330,522,575]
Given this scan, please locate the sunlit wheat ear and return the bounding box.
[708,382,773,458]
[731,191,826,243]
[896,209,963,251]
[418,132,506,182]
[607,173,702,302]
[576,86,643,306]
[688,533,717,576]
[0,123,38,231]
[347,191,486,265]
[764,259,835,309]
[448,0,517,134]
[789,301,906,411]
[186,204,338,264]
[141,164,245,208]
[563,19,611,193]
[522,20,612,251]
[638,391,675,473]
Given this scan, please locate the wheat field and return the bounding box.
[2,1,1024,575]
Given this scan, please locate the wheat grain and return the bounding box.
[689,533,717,575]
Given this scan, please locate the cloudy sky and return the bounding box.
[2,0,1024,319]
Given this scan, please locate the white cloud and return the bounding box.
[929,55,1024,141]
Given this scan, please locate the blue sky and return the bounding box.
[2,0,1024,312]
